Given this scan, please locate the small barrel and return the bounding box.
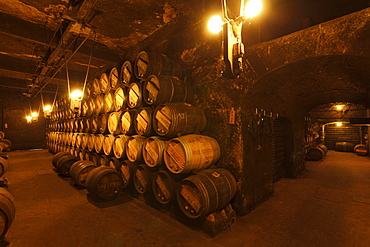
[113,134,129,159]
[152,170,182,205]
[120,110,137,135]
[108,157,121,171]
[127,82,143,109]
[134,107,154,136]
[99,113,109,134]
[177,168,237,219]
[52,152,71,168]
[143,75,193,106]
[99,72,109,94]
[133,164,153,194]
[120,61,134,85]
[103,134,115,156]
[109,67,120,91]
[134,51,182,80]
[153,103,206,138]
[94,94,105,115]
[126,135,146,163]
[94,134,105,154]
[335,142,355,152]
[113,87,127,112]
[317,144,328,155]
[85,166,124,201]
[0,157,9,177]
[91,77,101,97]
[84,82,92,99]
[91,115,100,134]
[104,92,115,113]
[0,188,16,238]
[164,134,220,174]
[56,154,80,176]
[0,131,5,139]
[108,111,122,135]
[87,98,96,116]
[354,144,368,156]
[81,100,89,117]
[307,145,326,161]
[91,152,100,166]
[80,133,88,148]
[70,160,97,187]
[86,134,95,152]
[142,136,168,168]
[98,154,110,167]
[120,160,137,187]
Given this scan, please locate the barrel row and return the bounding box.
[48,133,220,174]
[53,151,236,219]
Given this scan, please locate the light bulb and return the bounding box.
[31,112,39,118]
[43,105,52,112]
[208,15,224,34]
[26,115,32,122]
[244,0,263,19]
[70,90,83,101]
[336,122,343,127]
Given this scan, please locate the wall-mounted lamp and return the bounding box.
[43,104,52,118]
[208,0,263,78]
[26,115,32,124]
[336,122,343,127]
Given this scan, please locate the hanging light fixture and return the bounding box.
[31,112,39,122]
[25,115,32,124]
[208,0,263,78]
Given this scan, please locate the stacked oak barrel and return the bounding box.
[304,115,328,161]
[47,51,237,222]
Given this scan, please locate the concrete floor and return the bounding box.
[3,150,370,246]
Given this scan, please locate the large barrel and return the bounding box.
[0,157,9,177]
[0,131,5,139]
[119,160,137,187]
[70,160,97,187]
[120,61,134,85]
[113,87,127,112]
[86,134,95,152]
[108,157,121,171]
[164,134,220,174]
[113,134,129,159]
[85,166,124,201]
[120,110,137,135]
[99,113,109,134]
[142,136,168,168]
[94,134,105,154]
[103,134,115,156]
[0,188,16,238]
[335,142,355,152]
[134,107,154,136]
[99,72,109,94]
[87,98,95,116]
[98,154,110,167]
[108,111,122,135]
[134,51,182,80]
[354,144,368,156]
[126,135,146,163]
[94,94,105,115]
[91,77,101,97]
[307,144,328,161]
[153,103,206,138]
[127,82,143,109]
[143,75,193,106]
[108,67,119,91]
[152,170,182,205]
[104,92,115,113]
[55,154,80,176]
[133,164,153,194]
[90,115,100,134]
[52,152,71,168]
[177,168,237,219]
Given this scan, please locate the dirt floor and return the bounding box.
[3,150,370,246]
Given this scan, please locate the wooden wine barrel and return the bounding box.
[133,164,153,194]
[87,98,96,116]
[153,103,206,138]
[75,133,82,148]
[56,154,80,176]
[91,77,101,97]
[142,136,168,168]
[73,148,81,158]
[152,170,182,205]
[0,157,9,177]
[120,110,137,135]
[113,134,129,159]
[113,87,127,112]
[71,133,77,147]
[84,81,92,99]
[80,133,88,149]
[86,134,95,152]
[127,82,143,109]
[134,107,154,136]
[70,160,97,187]
[81,100,88,117]
[143,75,193,106]
[78,149,87,161]
[177,168,237,219]
[83,150,92,161]
[103,134,115,156]
[335,142,355,152]
[91,115,100,134]
[164,134,220,174]
[307,144,327,161]
[85,166,124,201]
[126,135,146,163]
[108,111,122,135]
[119,160,137,187]
[99,154,110,167]
[120,60,133,85]
[354,144,368,156]
[109,67,119,91]
[104,92,115,113]
[0,131,5,139]
[108,157,121,171]
[99,113,109,134]
[84,117,92,133]
[99,72,109,94]
[0,188,16,238]
[91,152,100,166]
[318,144,328,155]
[134,51,182,80]
[94,94,105,115]
[94,134,105,154]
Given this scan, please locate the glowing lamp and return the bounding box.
[335,105,345,111]
[70,90,83,101]
[243,0,263,19]
[336,122,343,127]
[208,15,224,34]
[26,115,32,124]
[43,105,52,112]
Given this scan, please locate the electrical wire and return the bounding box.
[82,31,96,97]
